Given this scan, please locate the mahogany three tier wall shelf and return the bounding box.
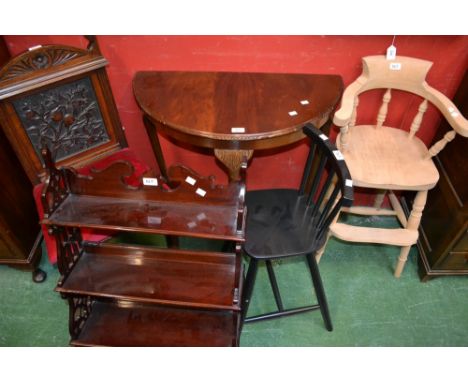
[40,148,247,346]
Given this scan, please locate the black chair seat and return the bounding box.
[245,189,326,259]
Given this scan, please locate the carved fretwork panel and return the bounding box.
[68,295,93,339]
[51,226,83,280]
[12,77,110,163]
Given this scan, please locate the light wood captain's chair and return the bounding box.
[330,55,468,277]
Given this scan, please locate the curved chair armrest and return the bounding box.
[332,77,366,127]
[333,55,467,135]
[424,84,468,137]
[333,58,467,135]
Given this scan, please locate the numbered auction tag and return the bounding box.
[143,177,158,186]
[288,110,298,116]
[231,127,246,133]
[345,179,353,187]
[185,176,196,186]
[300,100,310,105]
[386,45,397,60]
[319,134,329,141]
[196,188,207,197]
[187,221,197,229]
[147,216,162,224]
[196,212,207,221]
[389,62,402,71]
[333,150,345,160]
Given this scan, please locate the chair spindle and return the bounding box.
[306,153,328,206]
[350,96,359,128]
[376,88,392,128]
[409,99,428,138]
[299,142,317,195]
[316,183,341,232]
[310,168,336,219]
[427,130,456,158]
[339,97,360,152]
[339,125,349,151]
[318,198,344,244]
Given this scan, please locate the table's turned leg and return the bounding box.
[143,115,169,181]
[214,149,253,181]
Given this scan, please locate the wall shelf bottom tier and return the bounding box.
[71,299,238,347]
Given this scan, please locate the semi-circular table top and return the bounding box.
[133,71,343,150]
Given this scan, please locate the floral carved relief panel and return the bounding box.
[13,77,110,162]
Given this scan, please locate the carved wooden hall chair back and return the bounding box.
[0,36,127,184]
[241,123,353,331]
[330,55,468,278]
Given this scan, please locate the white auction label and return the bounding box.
[389,62,402,71]
[147,216,161,224]
[196,188,207,197]
[143,177,158,186]
[333,150,345,160]
[386,45,397,60]
[187,221,197,229]
[289,110,298,116]
[196,212,207,221]
[319,134,329,141]
[300,100,310,105]
[185,176,196,186]
[231,127,246,133]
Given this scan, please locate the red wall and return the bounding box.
[4,36,468,194]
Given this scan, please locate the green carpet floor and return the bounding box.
[0,216,467,346]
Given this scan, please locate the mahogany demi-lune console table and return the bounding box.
[133,71,343,181]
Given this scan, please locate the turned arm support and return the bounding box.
[333,78,365,127]
[423,84,468,137]
[333,79,365,150]
[423,85,467,157]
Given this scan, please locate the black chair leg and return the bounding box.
[306,253,333,331]
[241,258,258,324]
[242,254,331,329]
[266,260,284,311]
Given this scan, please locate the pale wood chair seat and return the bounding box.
[337,125,439,191]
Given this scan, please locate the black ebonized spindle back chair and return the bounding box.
[241,123,353,330]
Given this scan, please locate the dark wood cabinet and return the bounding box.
[0,125,42,273]
[0,36,127,185]
[41,149,246,346]
[417,71,468,281]
[0,36,43,280]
